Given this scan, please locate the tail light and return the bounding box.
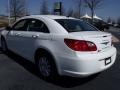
[64,39,97,51]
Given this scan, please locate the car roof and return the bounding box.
[21,15,75,20]
[16,15,80,34]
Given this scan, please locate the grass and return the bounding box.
[0,19,8,28]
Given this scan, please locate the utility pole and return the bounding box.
[78,0,82,18]
[8,0,11,26]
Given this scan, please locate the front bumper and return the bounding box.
[56,47,117,77]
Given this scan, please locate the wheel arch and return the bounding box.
[34,47,60,74]
[34,48,54,62]
[1,35,5,40]
[1,35,6,45]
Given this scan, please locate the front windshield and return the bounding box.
[55,19,98,32]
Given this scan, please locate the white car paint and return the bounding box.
[1,15,117,77]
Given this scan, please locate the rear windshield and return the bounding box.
[55,19,98,32]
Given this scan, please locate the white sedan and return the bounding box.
[1,15,117,79]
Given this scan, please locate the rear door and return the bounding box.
[17,19,50,60]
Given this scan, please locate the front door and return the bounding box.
[6,19,28,54]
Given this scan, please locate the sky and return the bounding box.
[0,0,120,21]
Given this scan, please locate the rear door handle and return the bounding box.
[15,33,24,37]
[32,35,39,38]
[15,33,21,36]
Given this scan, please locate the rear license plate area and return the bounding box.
[105,57,111,65]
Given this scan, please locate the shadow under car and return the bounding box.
[4,50,99,88]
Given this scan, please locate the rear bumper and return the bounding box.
[56,47,117,77]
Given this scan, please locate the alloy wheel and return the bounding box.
[38,57,51,77]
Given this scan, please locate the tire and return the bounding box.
[36,51,58,80]
[1,38,8,53]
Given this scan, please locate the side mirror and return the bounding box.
[5,26,12,31]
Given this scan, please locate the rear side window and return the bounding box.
[12,19,28,31]
[55,19,98,32]
[27,19,49,33]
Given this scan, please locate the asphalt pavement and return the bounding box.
[0,27,120,90]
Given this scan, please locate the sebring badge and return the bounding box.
[101,42,109,45]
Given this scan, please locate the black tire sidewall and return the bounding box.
[1,39,8,52]
[36,52,58,80]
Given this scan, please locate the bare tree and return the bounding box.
[40,0,49,14]
[73,0,83,18]
[84,0,103,22]
[51,5,55,15]
[77,0,82,17]
[107,17,112,24]
[117,17,120,25]
[67,8,74,17]
[61,5,66,16]
[67,9,79,18]
[10,0,27,21]
[112,19,116,25]
[73,10,80,18]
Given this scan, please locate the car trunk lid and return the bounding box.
[70,31,112,52]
